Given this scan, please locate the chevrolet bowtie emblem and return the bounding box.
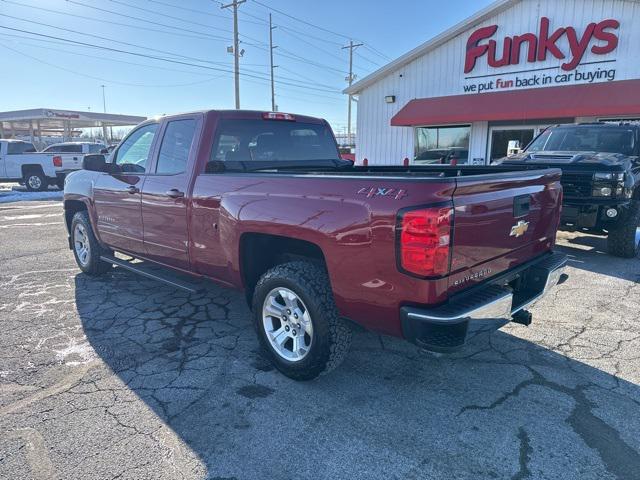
[510,220,529,238]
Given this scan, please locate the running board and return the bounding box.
[100,254,205,293]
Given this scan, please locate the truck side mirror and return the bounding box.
[99,148,109,155]
[82,154,107,172]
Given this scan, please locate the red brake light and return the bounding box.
[398,206,453,277]
[262,112,296,121]
[53,155,63,167]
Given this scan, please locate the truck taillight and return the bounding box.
[398,206,453,277]
[262,112,296,121]
[53,156,63,167]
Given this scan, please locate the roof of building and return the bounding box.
[0,108,147,137]
[344,0,520,95]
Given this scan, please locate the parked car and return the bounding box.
[63,110,567,380]
[497,123,640,257]
[42,141,106,155]
[0,139,85,190]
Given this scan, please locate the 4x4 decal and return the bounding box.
[357,186,408,200]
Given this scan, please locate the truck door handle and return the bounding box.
[126,186,139,194]
[166,188,184,199]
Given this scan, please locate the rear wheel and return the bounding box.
[23,171,48,192]
[71,211,112,275]
[252,261,352,380]
[607,201,640,258]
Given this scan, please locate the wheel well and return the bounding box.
[64,200,87,234]
[240,233,326,303]
[21,164,45,178]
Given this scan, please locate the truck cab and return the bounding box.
[498,123,640,257]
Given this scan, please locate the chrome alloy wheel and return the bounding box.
[74,223,90,267]
[27,175,42,190]
[262,287,313,361]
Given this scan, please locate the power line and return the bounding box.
[107,0,237,36]
[0,25,342,94]
[2,0,228,43]
[0,33,254,76]
[1,43,227,88]
[251,0,352,40]
[4,0,350,83]
[65,0,233,40]
[0,13,230,65]
[249,0,391,62]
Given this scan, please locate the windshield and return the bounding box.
[209,119,340,170]
[526,126,637,156]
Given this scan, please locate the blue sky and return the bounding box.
[0,0,494,132]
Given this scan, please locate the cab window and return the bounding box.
[8,142,37,154]
[155,119,197,175]
[113,124,158,173]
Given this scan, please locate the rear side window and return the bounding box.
[114,124,158,173]
[155,119,197,175]
[209,119,339,169]
[7,142,36,154]
[88,144,104,153]
[44,144,83,153]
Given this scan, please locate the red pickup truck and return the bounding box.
[63,110,567,380]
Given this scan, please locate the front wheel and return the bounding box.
[252,261,352,381]
[607,201,640,258]
[71,211,112,275]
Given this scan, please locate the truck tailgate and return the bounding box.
[59,153,83,171]
[448,169,562,293]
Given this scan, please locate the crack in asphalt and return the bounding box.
[459,367,640,480]
[512,427,532,480]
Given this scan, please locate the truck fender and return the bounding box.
[220,193,373,293]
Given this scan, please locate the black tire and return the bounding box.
[607,201,640,258]
[55,177,65,190]
[252,261,352,381]
[23,171,48,192]
[71,211,112,275]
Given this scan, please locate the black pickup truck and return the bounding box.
[498,123,640,257]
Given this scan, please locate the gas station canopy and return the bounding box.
[0,108,147,141]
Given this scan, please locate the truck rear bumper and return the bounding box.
[400,252,567,352]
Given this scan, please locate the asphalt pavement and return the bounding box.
[1,194,639,480]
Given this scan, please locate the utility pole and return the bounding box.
[100,85,107,113]
[222,0,246,109]
[269,13,278,111]
[342,40,363,147]
[100,85,109,144]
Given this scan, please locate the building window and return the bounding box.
[415,125,470,164]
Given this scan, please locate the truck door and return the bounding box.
[140,116,199,271]
[93,123,158,254]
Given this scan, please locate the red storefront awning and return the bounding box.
[390,79,640,126]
